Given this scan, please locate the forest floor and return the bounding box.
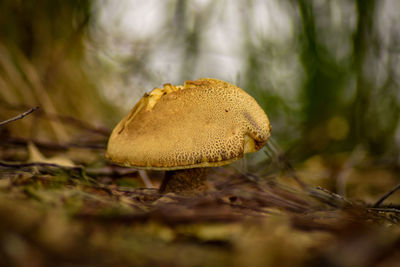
[1,111,400,267]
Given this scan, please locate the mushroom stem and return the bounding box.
[159,168,209,195]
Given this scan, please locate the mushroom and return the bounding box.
[106,78,271,195]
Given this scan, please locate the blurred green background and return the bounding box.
[2,0,399,163]
[2,1,400,266]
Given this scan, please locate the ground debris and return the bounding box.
[1,155,400,266]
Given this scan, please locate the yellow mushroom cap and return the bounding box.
[106,78,271,170]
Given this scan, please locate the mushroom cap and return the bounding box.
[106,78,271,170]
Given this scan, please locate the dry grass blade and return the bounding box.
[373,182,400,208]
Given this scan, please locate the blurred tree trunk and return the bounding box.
[297,0,348,155]
[351,0,376,150]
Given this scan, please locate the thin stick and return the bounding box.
[373,182,400,208]
[138,170,153,188]
[0,160,81,170]
[265,138,308,189]
[0,106,39,127]
[0,103,110,136]
[3,137,106,150]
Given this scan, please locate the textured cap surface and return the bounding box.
[106,78,271,170]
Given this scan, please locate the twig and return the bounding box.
[0,106,39,127]
[373,182,400,208]
[0,160,82,170]
[0,102,110,136]
[311,186,352,208]
[369,207,400,213]
[1,137,106,150]
[138,170,154,188]
[265,138,308,190]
